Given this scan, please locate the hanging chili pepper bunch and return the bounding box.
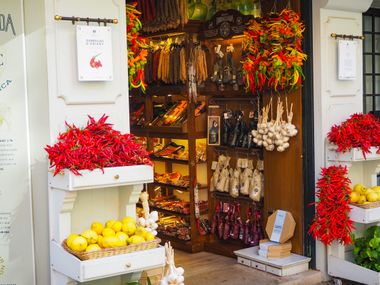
[328,113,380,158]
[308,165,354,246]
[45,115,152,176]
[242,8,307,93]
[242,19,270,93]
[127,3,148,92]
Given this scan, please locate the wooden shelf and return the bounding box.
[212,191,257,203]
[152,182,208,191]
[157,232,203,253]
[137,203,190,218]
[213,145,263,156]
[142,20,202,38]
[150,155,206,165]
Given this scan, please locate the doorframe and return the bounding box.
[301,0,316,269]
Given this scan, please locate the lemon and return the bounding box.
[116,232,128,245]
[81,229,98,244]
[102,236,118,248]
[105,220,116,229]
[372,186,380,192]
[367,192,379,202]
[145,232,155,241]
[129,235,145,245]
[122,222,137,236]
[69,236,88,252]
[112,221,122,233]
[97,235,104,248]
[354,184,366,194]
[102,228,115,237]
[135,226,147,238]
[66,233,78,248]
[91,222,104,235]
[122,216,136,225]
[85,244,101,252]
[350,192,360,203]
[358,195,367,204]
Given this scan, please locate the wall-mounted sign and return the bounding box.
[338,40,357,81]
[76,25,113,81]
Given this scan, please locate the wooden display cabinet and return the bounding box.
[130,86,209,253]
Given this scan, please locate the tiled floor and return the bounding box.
[174,250,323,285]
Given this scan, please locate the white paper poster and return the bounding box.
[76,25,113,81]
[0,1,35,284]
[338,40,357,81]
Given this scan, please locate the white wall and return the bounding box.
[312,0,373,280]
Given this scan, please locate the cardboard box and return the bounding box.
[265,210,296,244]
[259,239,292,258]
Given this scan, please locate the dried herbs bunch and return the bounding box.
[45,115,152,176]
[328,113,380,158]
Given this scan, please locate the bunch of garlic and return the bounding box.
[252,98,297,152]
[252,102,270,148]
[160,242,185,285]
[138,192,159,236]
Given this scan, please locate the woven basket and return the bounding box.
[350,201,380,209]
[62,238,161,260]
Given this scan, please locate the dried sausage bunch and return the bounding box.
[137,0,189,33]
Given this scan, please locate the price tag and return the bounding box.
[211,161,218,170]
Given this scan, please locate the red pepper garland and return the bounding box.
[45,115,152,176]
[328,113,380,158]
[242,8,307,94]
[309,166,354,246]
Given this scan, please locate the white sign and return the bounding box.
[76,25,113,81]
[338,40,357,81]
[0,0,35,284]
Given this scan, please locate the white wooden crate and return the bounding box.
[51,241,165,282]
[328,255,380,285]
[326,146,380,162]
[234,246,311,277]
[48,165,153,191]
[349,204,380,224]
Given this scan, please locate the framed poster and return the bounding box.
[76,25,113,81]
[207,115,220,146]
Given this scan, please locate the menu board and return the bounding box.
[0,1,35,284]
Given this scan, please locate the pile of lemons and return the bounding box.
[350,184,380,204]
[66,216,155,253]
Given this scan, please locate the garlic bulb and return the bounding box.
[160,242,185,285]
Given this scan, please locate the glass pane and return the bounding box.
[376,96,380,111]
[376,34,380,53]
[376,76,380,93]
[365,34,373,53]
[366,96,373,113]
[376,56,380,73]
[366,75,373,94]
[364,16,372,32]
[376,17,380,33]
[365,55,373,73]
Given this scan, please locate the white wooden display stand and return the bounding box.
[326,146,380,285]
[48,165,166,285]
[234,247,311,277]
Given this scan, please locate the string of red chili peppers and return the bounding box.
[308,165,354,246]
[328,113,380,159]
[45,115,152,176]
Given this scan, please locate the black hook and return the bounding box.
[71,16,76,25]
[86,17,90,25]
